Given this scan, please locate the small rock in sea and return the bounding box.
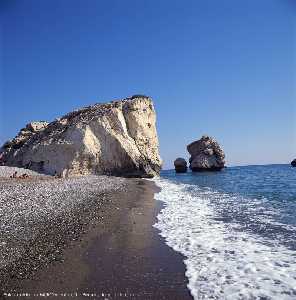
[174,158,187,173]
[291,159,296,167]
[187,135,225,171]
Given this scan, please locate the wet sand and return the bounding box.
[3,179,192,300]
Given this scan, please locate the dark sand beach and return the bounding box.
[0,174,192,300]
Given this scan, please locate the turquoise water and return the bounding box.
[154,165,296,299]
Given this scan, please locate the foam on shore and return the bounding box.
[153,178,296,300]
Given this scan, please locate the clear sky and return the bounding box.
[1,0,295,169]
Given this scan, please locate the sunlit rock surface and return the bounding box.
[187,135,225,171]
[0,96,162,178]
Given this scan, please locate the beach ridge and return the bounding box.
[0,175,192,300]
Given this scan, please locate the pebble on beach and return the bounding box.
[0,166,128,290]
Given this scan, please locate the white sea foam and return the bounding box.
[153,178,296,300]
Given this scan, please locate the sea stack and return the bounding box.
[187,135,225,171]
[291,159,296,167]
[174,157,187,173]
[0,96,162,178]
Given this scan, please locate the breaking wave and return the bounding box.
[154,177,296,300]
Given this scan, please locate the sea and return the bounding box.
[153,164,296,300]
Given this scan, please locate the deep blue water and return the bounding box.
[162,164,296,204]
[154,164,296,299]
[161,164,296,250]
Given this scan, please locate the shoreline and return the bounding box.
[1,176,192,300]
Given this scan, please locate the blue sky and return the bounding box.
[1,0,295,169]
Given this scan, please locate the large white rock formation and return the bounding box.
[0,96,162,177]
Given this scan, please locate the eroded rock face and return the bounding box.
[1,122,49,152]
[174,158,187,173]
[0,96,162,177]
[187,135,225,171]
[291,159,296,167]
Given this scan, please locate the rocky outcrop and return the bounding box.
[0,96,162,178]
[174,158,187,173]
[1,122,49,152]
[187,135,225,171]
[291,159,296,167]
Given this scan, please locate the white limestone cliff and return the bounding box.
[0,96,162,177]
